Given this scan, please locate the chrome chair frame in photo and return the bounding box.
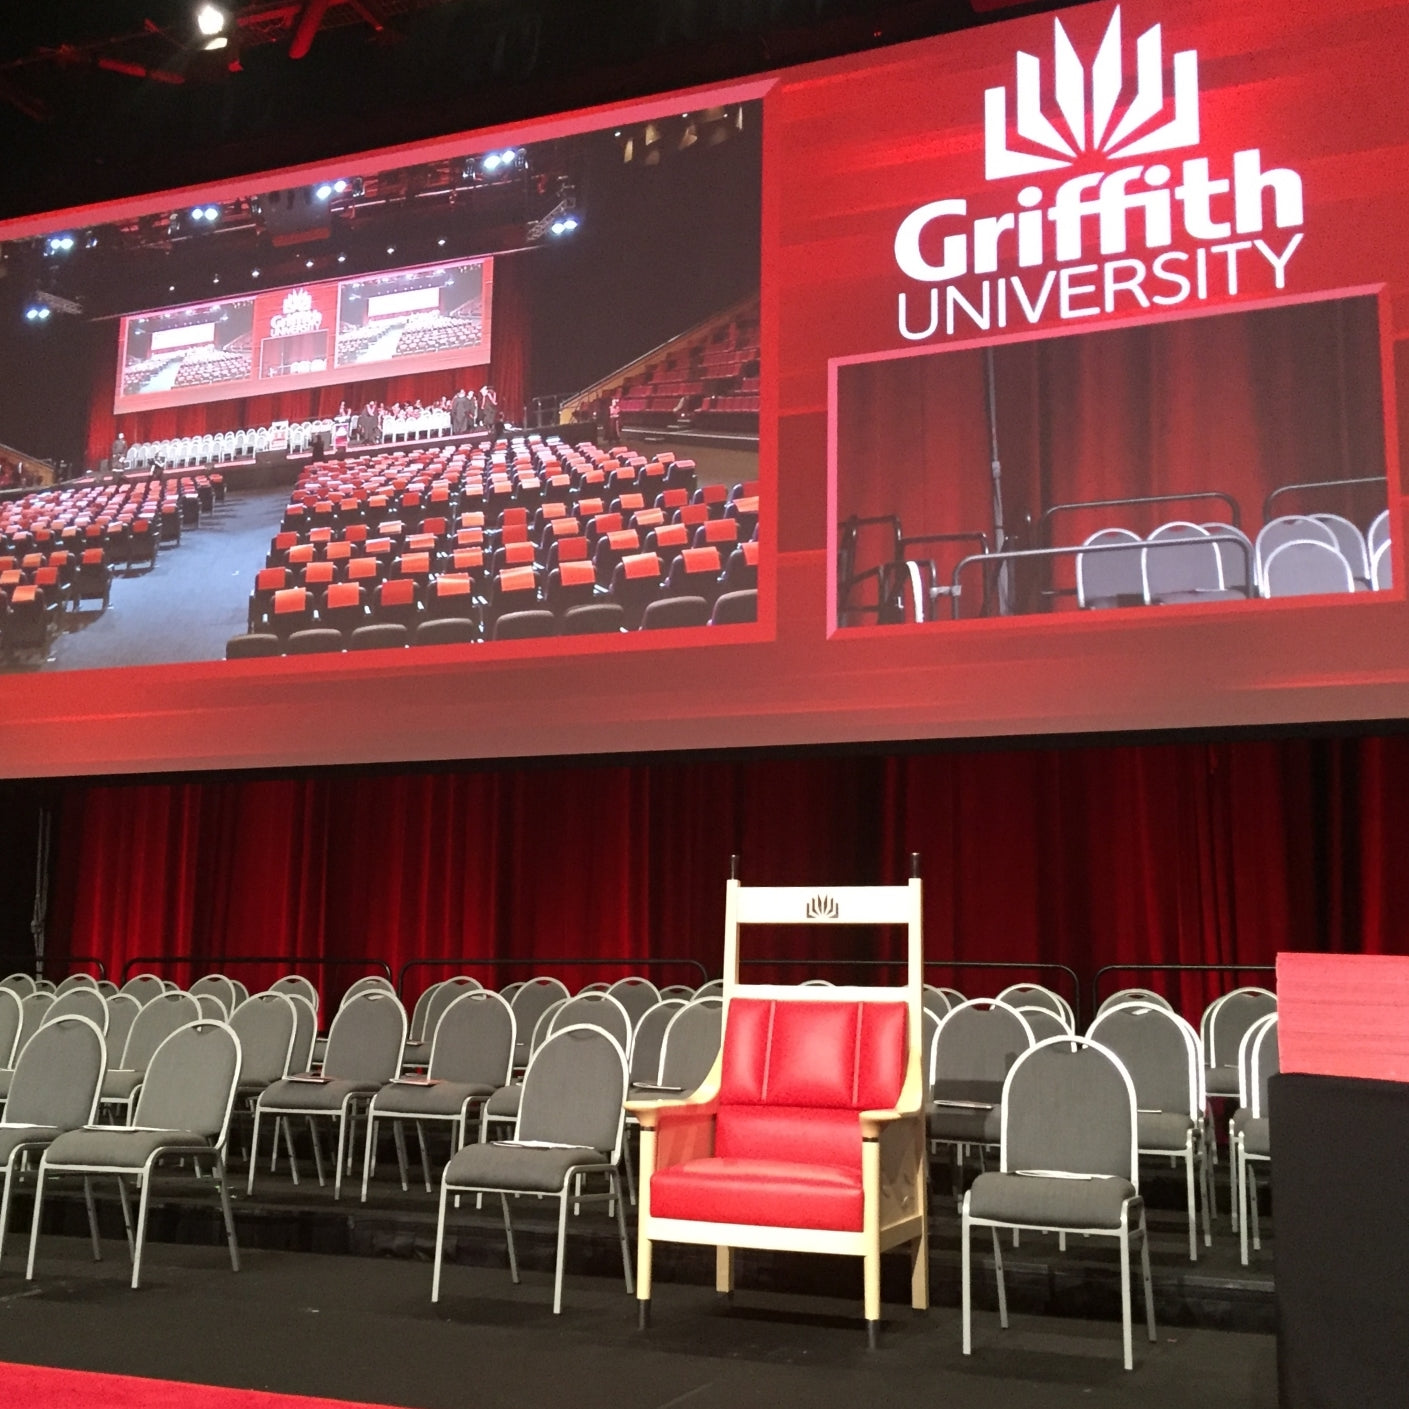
[27,1019,243,1289]
[431,1023,632,1315]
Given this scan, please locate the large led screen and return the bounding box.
[0,0,1405,777]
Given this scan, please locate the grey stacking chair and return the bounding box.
[606,978,661,1029]
[1015,1005,1071,1042]
[250,990,406,1200]
[0,989,23,1070]
[961,1035,1156,1371]
[100,991,201,1122]
[1233,1013,1279,1267]
[1261,538,1354,597]
[923,986,954,1023]
[195,994,230,1020]
[509,978,571,1069]
[1254,515,1338,590]
[1372,539,1392,590]
[1368,508,1391,560]
[229,992,298,1098]
[403,977,482,1070]
[0,974,36,1000]
[1077,527,1143,608]
[653,997,723,1096]
[694,979,725,998]
[1088,1001,1209,1261]
[0,1015,106,1266]
[161,981,181,994]
[431,1025,631,1314]
[33,979,57,995]
[1141,522,1242,604]
[41,987,109,1034]
[481,993,627,1139]
[500,981,525,1002]
[657,985,696,1001]
[104,994,141,1073]
[578,981,611,994]
[191,975,240,1015]
[270,975,319,1015]
[996,983,1074,1028]
[313,978,393,1068]
[1096,988,1173,1018]
[626,1000,687,1096]
[929,999,1035,1179]
[0,993,57,1103]
[260,991,318,1183]
[96,980,119,999]
[120,973,167,1006]
[363,990,516,1200]
[29,1020,243,1290]
[1310,513,1370,584]
[343,975,396,1004]
[1202,988,1277,1105]
[55,974,99,995]
[404,980,447,1052]
[228,979,250,1006]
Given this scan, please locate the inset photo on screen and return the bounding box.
[832,294,1391,629]
[0,100,762,674]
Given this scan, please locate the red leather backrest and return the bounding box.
[719,998,907,1111]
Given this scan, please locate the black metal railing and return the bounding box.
[1039,491,1241,543]
[120,954,393,982]
[61,955,107,979]
[1091,961,1277,1016]
[1262,476,1386,522]
[396,954,710,997]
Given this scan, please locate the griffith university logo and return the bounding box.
[894,7,1305,342]
[805,893,840,920]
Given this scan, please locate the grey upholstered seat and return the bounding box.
[432,1024,632,1314]
[402,977,482,1070]
[228,992,298,1094]
[961,1036,1156,1371]
[626,999,686,1091]
[191,974,240,1017]
[1095,988,1172,1018]
[508,978,571,1068]
[1232,1013,1279,1266]
[99,991,201,1118]
[654,997,723,1095]
[55,973,99,995]
[1076,528,1143,608]
[1087,1000,1208,1260]
[928,1000,1033,1160]
[0,1015,106,1265]
[28,1019,242,1289]
[1231,1109,1270,1158]
[104,994,141,1072]
[0,989,21,1070]
[0,974,36,1000]
[1014,1006,1069,1042]
[269,974,319,1015]
[605,977,661,1029]
[119,973,167,1006]
[250,990,407,1200]
[363,989,515,1200]
[1202,989,1276,1105]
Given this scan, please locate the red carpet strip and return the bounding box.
[0,1362,398,1409]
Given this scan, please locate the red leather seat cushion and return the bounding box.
[651,1157,864,1231]
[715,1105,861,1171]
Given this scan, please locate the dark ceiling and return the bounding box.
[0,0,1074,224]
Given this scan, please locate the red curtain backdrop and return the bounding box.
[84,253,532,465]
[44,734,1409,1018]
[837,296,1387,598]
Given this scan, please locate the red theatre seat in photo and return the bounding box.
[609,551,663,629]
[631,875,929,1344]
[270,586,315,638]
[482,565,539,636]
[320,581,368,638]
[594,529,641,588]
[374,577,422,629]
[695,517,740,552]
[665,547,723,606]
[424,573,478,622]
[545,560,598,616]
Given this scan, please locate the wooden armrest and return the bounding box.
[859,1105,923,1138]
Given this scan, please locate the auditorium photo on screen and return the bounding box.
[832,293,1391,628]
[0,100,762,673]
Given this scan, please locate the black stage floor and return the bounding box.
[0,1153,1278,1408]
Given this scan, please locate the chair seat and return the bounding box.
[45,1126,211,1171]
[1205,1065,1239,1097]
[483,1084,522,1119]
[443,1140,611,1194]
[0,1124,61,1164]
[258,1077,382,1112]
[372,1080,496,1119]
[651,1157,865,1232]
[967,1170,1139,1231]
[1137,1110,1195,1151]
[1232,1110,1271,1159]
[100,1069,143,1102]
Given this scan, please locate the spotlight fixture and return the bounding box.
[549,216,580,236]
[314,179,350,202]
[190,205,220,223]
[23,303,51,323]
[44,233,75,255]
[482,149,519,175]
[196,4,228,38]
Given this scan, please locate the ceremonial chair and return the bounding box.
[631,861,928,1346]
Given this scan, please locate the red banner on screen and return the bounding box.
[114,257,493,415]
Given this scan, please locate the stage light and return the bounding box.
[315,183,334,201]
[549,215,580,236]
[386,246,395,255]
[482,153,501,173]
[337,253,347,263]
[333,179,348,194]
[251,268,260,277]
[437,238,446,247]
[305,258,315,268]
[23,303,50,323]
[196,4,228,38]
[44,233,75,255]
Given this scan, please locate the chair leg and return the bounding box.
[215,1155,240,1273]
[623,1134,637,1207]
[1249,1163,1262,1251]
[611,1171,634,1295]
[0,1165,13,1267]
[431,1178,449,1303]
[715,1245,734,1296]
[1200,1130,1214,1249]
[501,1191,520,1284]
[1228,1116,1238,1232]
[393,1120,410,1192]
[282,1117,301,1186]
[82,1177,101,1261]
[1238,1138,1249,1267]
[24,1164,46,1281]
[132,1173,153,1289]
[991,1227,1008,1329]
[116,1176,135,1256]
[308,1118,326,1188]
[416,1121,433,1194]
[636,1225,654,1329]
[361,1113,376,1203]
[247,1109,262,1195]
[1185,1138,1198,1263]
[1119,1220,1133,1371]
[1140,1210,1157,1344]
[552,1187,571,1314]
[960,1203,972,1355]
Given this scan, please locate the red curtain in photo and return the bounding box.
[85,253,532,464]
[43,734,1409,1018]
